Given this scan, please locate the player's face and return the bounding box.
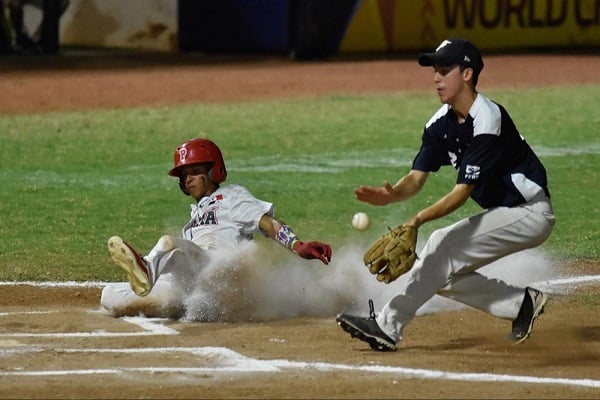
[433,64,466,104]
[179,164,212,200]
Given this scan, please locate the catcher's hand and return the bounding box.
[363,224,418,283]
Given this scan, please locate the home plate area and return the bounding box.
[1,275,600,399]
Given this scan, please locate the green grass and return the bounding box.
[0,85,598,281]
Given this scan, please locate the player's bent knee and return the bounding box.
[424,228,451,253]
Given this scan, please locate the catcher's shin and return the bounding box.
[363,224,418,283]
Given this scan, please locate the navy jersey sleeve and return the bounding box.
[412,104,452,172]
[412,133,445,172]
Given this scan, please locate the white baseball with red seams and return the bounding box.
[352,212,370,231]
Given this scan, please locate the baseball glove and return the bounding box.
[363,224,418,284]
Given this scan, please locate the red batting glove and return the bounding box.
[293,241,332,265]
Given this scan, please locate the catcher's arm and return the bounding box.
[404,183,473,228]
[355,170,428,206]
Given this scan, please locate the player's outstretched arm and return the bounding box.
[355,170,429,206]
[404,183,473,228]
[259,214,332,265]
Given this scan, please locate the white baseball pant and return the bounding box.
[376,193,555,342]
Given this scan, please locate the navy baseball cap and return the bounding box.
[418,38,484,75]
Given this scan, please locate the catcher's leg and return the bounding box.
[336,300,396,351]
[372,223,477,342]
[377,197,554,342]
[437,198,554,315]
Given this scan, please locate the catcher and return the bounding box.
[336,38,555,351]
[101,138,332,319]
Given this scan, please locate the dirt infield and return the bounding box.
[1,51,600,399]
[2,52,600,115]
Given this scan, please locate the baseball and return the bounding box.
[352,212,370,231]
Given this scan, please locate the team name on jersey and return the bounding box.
[192,208,219,227]
[192,194,224,227]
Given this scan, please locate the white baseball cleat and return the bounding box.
[107,236,152,297]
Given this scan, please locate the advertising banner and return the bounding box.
[340,0,600,52]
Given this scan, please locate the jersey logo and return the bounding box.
[194,209,219,226]
[207,194,224,206]
[465,164,481,180]
[198,194,224,209]
[436,39,451,52]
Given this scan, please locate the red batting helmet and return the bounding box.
[168,138,227,183]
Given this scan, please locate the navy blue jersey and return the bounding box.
[412,94,549,209]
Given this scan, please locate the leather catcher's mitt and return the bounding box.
[363,224,418,283]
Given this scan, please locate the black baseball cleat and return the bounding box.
[508,287,548,344]
[336,299,396,352]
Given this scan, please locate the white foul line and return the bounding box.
[0,346,599,389]
[0,281,106,288]
[1,274,599,290]
[0,313,178,337]
[1,275,600,388]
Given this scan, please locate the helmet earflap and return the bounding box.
[169,138,227,195]
[207,160,227,183]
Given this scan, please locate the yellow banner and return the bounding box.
[341,0,600,52]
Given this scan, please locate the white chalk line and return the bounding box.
[0,310,61,316]
[15,144,599,188]
[0,275,600,288]
[1,275,600,388]
[120,316,179,335]
[0,312,178,337]
[226,144,600,174]
[0,332,172,338]
[2,274,599,290]
[537,275,600,287]
[0,346,599,389]
[0,281,106,288]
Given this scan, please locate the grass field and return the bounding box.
[0,85,598,282]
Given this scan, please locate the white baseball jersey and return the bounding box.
[182,184,274,249]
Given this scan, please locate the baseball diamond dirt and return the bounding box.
[1,51,600,399]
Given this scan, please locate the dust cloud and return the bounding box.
[182,239,559,322]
